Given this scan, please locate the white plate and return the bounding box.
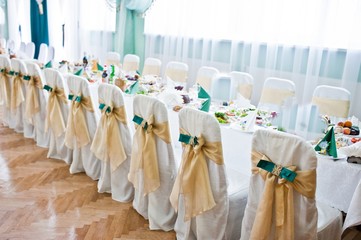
[316,152,347,160]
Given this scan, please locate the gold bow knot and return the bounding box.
[170,128,223,221]
[10,72,25,111]
[0,68,11,108]
[249,151,316,240]
[45,85,68,137]
[25,75,43,122]
[128,114,171,195]
[64,93,94,149]
[91,100,128,171]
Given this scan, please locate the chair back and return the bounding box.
[0,38,6,49]
[43,68,69,98]
[123,54,140,73]
[211,73,232,102]
[7,39,15,52]
[196,66,219,92]
[0,55,11,69]
[241,128,318,239]
[312,85,350,118]
[164,61,188,84]
[11,58,28,74]
[37,43,48,64]
[25,42,36,59]
[230,71,253,100]
[105,51,122,67]
[258,77,295,109]
[142,57,161,76]
[46,46,55,64]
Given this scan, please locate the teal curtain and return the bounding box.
[30,0,49,59]
[114,0,151,71]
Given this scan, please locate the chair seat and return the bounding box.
[317,201,343,239]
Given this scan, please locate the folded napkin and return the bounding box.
[97,63,104,71]
[339,141,361,158]
[314,126,338,158]
[198,86,211,112]
[74,68,83,76]
[45,61,52,68]
[125,80,139,94]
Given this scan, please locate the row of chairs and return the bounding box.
[0,54,343,239]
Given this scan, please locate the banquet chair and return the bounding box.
[171,107,249,240]
[43,68,72,164]
[46,46,55,65]
[164,61,189,89]
[312,85,351,119]
[65,75,101,180]
[230,71,253,100]
[142,57,161,76]
[24,61,50,148]
[0,55,12,126]
[123,54,140,74]
[37,43,48,65]
[258,77,296,110]
[10,58,34,136]
[105,51,122,67]
[195,66,219,93]
[19,42,26,53]
[25,42,36,59]
[241,128,343,240]
[129,94,177,231]
[0,38,6,49]
[211,73,232,103]
[90,83,134,202]
[7,39,15,53]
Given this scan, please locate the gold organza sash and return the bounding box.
[165,68,187,83]
[238,83,253,100]
[24,75,43,122]
[91,100,127,171]
[45,85,67,137]
[259,88,295,105]
[11,72,25,111]
[128,114,171,195]
[0,68,11,108]
[170,129,224,221]
[64,93,94,149]
[312,96,350,118]
[123,61,139,72]
[142,65,160,76]
[250,151,316,240]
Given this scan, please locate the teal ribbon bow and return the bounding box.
[133,115,148,130]
[43,85,53,92]
[198,85,211,112]
[99,103,111,113]
[314,126,338,158]
[68,94,74,100]
[257,159,297,182]
[179,133,198,147]
[68,94,81,102]
[23,75,31,81]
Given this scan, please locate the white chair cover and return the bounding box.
[7,39,15,53]
[196,66,219,93]
[0,38,6,49]
[230,71,254,100]
[312,85,351,119]
[211,73,232,103]
[258,77,296,112]
[0,55,12,126]
[46,46,55,64]
[174,107,228,240]
[25,61,50,148]
[131,94,177,231]
[164,61,189,89]
[10,58,34,136]
[142,57,161,76]
[241,129,343,240]
[66,75,101,180]
[105,51,122,67]
[123,54,140,74]
[92,83,134,202]
[25,42,36,59]
[37,43,48,64]
[43,68,72,164]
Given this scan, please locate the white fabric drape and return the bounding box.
[144,0,361,118]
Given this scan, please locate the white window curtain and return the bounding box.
[144,0,361,118]
[47,0,116,62]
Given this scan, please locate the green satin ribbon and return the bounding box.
[68,94,74,100]
[8,70,15,76]
[23,75,31,81]
[68,94,81,102]
[99,103,111,113]
[257,159,297,182]
[43,85,53,92]
[179,133,198,147]
[133,114,148,130]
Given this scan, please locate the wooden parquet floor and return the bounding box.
[0,124,176,240]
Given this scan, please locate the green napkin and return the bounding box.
[74,68,83,76]
[45,61,52,68]
[198,86,211,112]
[125,81,139,94]
[97,63,104,71]
[314,126,338,158]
